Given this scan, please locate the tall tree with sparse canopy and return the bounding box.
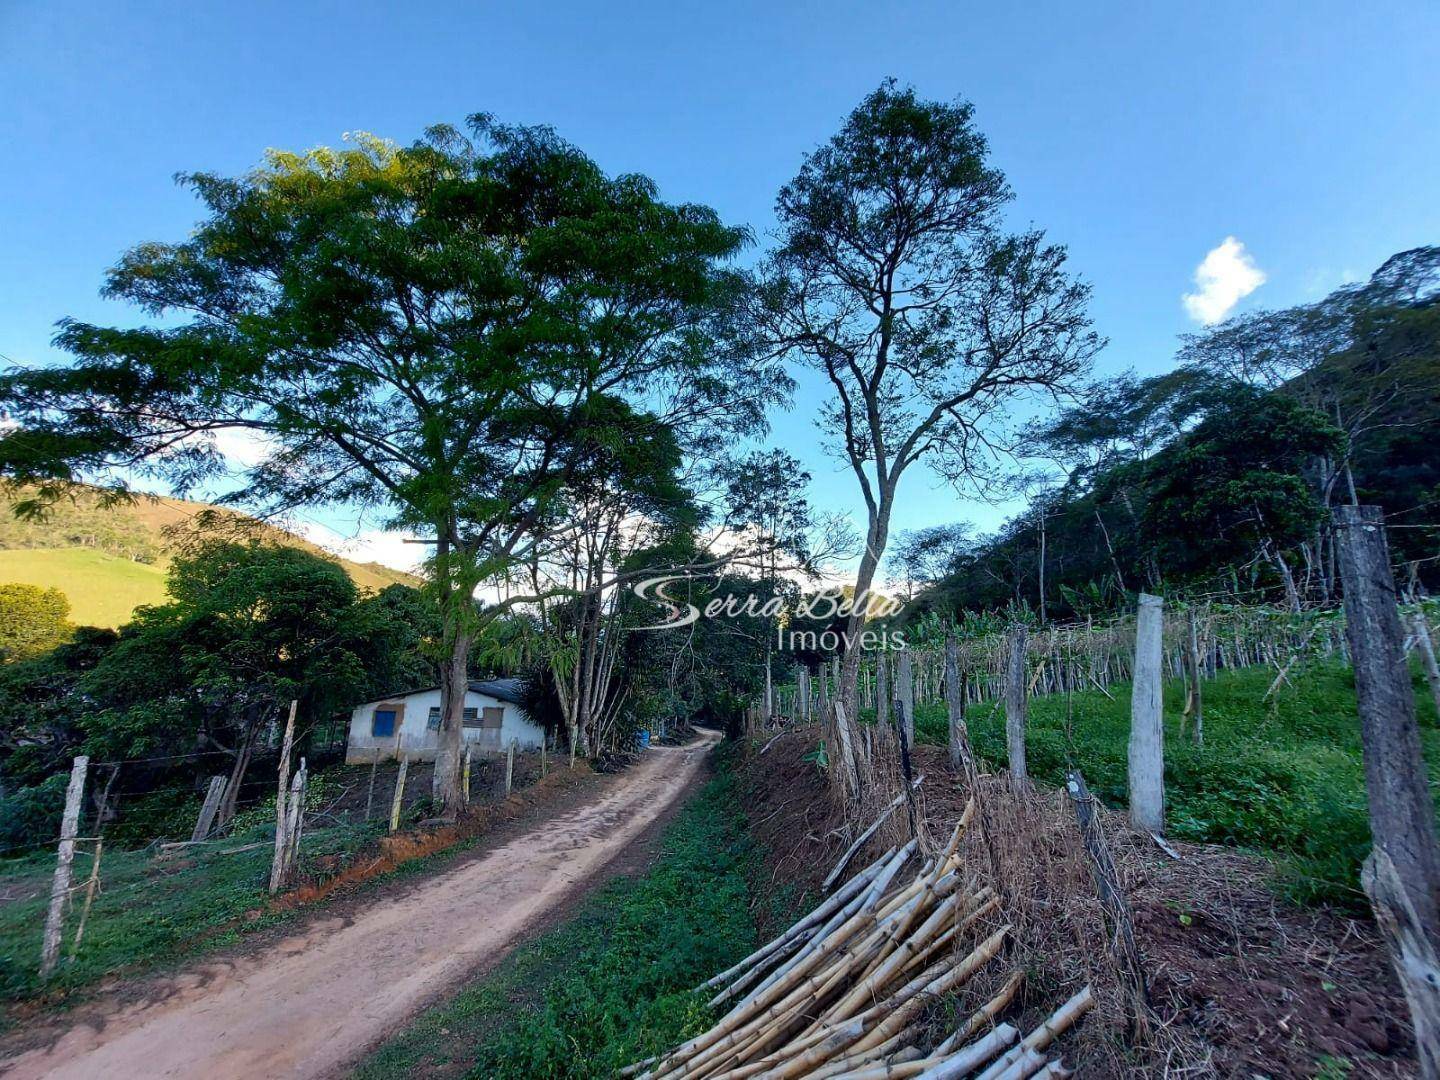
[753,81,1100,717]
[0,117,776,816]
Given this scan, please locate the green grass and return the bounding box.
[0,819,382,1005]
[908,661,1440,906]
[355,757,758,1080]
[0,548,167,628]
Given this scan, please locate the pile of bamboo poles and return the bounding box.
[624,806,1093,1079]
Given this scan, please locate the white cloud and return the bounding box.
[292,520,425,575]
[1182,237,1266,325]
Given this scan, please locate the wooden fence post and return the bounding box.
[40,755,87,979]
[389,755,409,833]
[68,838,102,961]
[798,667,810,724]
[364,747,380,821]
[191,775,227,842]
[462,745,472,804]
[1066,770,1149,1036]
[505,738,517,797]
[875,653,890,731]
[267,699,298,893]
[279,758,307,886]
[897,649,915,749]
[1363,847,1440,1078]
[1129,593,1165,835]
[541,736,548,778]
[1004,626,1028,784]
[1410,608,1440,723]
[1335,504,1440,947]
[1185,609,1204,747]
[944,636,973,775]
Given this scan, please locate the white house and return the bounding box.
[344,678,546,763]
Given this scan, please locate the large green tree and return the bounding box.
[0,118,780,815]
[752,81,1099,716]
[84,542,374,823]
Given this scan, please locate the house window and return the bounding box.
[426,707,441,731]
[371,707,398,739]
[482,706,504,730]
[461,707,481,728]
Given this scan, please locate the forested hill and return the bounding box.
[898,245,1440,621]
[0,487,420,626]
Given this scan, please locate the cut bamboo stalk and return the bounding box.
[829,890,973,1022]
[979,1046,1045,1080]
[741,842,917,1009]
[844,926,1010,1056]
[706,853,888,999]
[914,1024,1020,1080]
[823,777,925,893]
[824,1047,929,1080]
[974,986,1094,1080]
[933,970,1024,1055]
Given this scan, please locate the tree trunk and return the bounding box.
[433,626,472,819]
[1335,504,1440,947]
[1037,511,1048,625]
[839,509,889,723]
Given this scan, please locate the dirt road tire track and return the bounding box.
[0,731,720,1080]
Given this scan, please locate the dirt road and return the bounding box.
[1,731,719,1080]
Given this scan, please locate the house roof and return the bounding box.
[468,678,525,705]
[361,677,526,708]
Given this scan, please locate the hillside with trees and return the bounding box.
[896,247,1440,621]
[0,486,419,626]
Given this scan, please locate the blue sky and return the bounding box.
[3,1,1439,573]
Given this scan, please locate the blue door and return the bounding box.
[371,707,398,738]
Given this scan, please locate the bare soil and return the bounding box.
[0,732,719,1080]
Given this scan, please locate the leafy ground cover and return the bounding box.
[355,754,757,1080]
[909,661,1440,905]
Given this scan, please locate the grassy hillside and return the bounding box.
[0,549,167,627]
[0,487,421,627]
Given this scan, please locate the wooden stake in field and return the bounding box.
[462,745,472,804]
[876,653,890,731]
[1410,607,1440,725]
[1184,608,1204,747]
[279,758,307,883]
[267,699,298,893]
[68,838,102,961]
[1066,770,1148,1034]
[944,636,973,774]
[1128,593,1165,835]
[1363,847,1440,1079]
[1004,625,1028,784]
[389,754,409,833]
[897,650,915,748]
[40,754,87,979]
[364,746,380,821]
[191,775,227,843]
[505,737,517,797]
[1334,505,1440,947]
